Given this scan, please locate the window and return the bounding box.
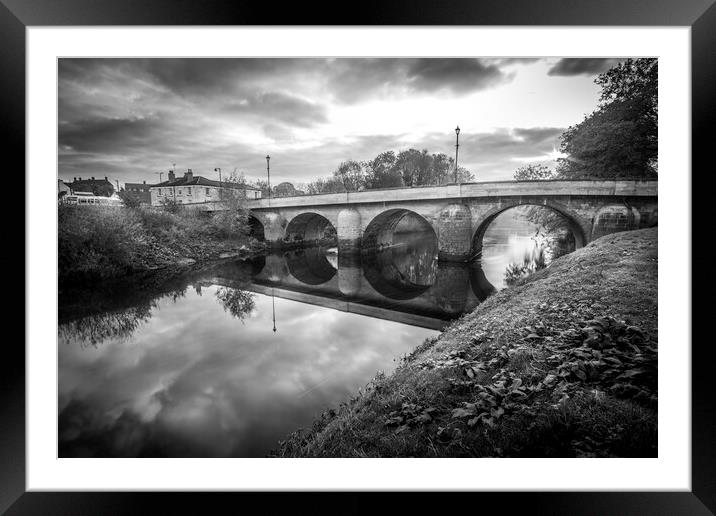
[187,187,192,195]
[178,189,182,195]
[206,188,210,195]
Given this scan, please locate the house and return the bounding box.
[123,180,153,205]
[57,179,71,200]
[68,176,115,197]
[149,169,262,207]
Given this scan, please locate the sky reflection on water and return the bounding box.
[58,211,548,457]
[59,284,436,457]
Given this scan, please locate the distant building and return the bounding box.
[64,191,123,206]
[68,176,115,197]
[57,179,71,200]
[149,169,262,207]
[123,180,153,205]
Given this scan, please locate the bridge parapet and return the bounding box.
[246,180,657,209]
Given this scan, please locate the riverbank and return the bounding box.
[58,204,262,287]
[275,227,658,457]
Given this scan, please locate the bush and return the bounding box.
[58,205,149,281]
[118,190,142,208]
[58,203,252,285]
[160,197,182,214]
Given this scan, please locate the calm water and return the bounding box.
[58,212,551,457]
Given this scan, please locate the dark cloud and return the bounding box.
[547,58,623,76]
[327,58,513,103]
[406,59,510,94]
[59,117,163,153]
[226,91,327,128]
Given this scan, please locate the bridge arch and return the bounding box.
[284,212,337,246]
[247,214,265,241]
[361,208,437,252]
[285,248,337,285]
[361,209,438,300]
[472,200,587,256]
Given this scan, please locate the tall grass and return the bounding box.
[58,204,250,285]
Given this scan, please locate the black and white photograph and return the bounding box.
[56,56,659,459]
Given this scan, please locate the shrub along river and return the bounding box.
[58,208,570,457]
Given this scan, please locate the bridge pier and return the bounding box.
[436,203,473,262]
[337,208,362,253]
[337,252,362,297]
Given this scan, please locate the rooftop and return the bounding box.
[152,174,260,190]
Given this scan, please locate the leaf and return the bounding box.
[543,374,557,385]
[465,368,475,379]
[467,417,481,427]
[413,413,432,424]
[491,406,505,419]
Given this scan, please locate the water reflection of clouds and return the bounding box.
[59,285,436,457]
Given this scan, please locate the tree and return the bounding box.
[215,287,255,321]
[118,189,142,208]
[364,151,402,189]
[454,166,475,183]
[212,170,250,239]
[513,163,556,181]
[557,58,657,179]
[333,160,366,192]
[304,176,347,194]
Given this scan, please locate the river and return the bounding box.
[58,210,559,457]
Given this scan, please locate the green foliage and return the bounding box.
[118,190,142,208]
[301,147,476,194]
[58,202,251,285]
[513,163,556,181]
[504,243,547,286]
[215,287,255,321]
[160,196,182,213]
[557,58,657,179]
[58,205,149,281]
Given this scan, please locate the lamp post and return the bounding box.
[266,155,271,199]
[454,125,460,183]
[214,167,222,201]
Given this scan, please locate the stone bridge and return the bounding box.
[246,180,658,261]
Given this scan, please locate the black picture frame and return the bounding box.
[7,0,713,513]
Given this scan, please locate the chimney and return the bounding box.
[168,170,175,181]
[185,169,193,182]
[73,177,76,181]
[79,177,82,181]
[91,176,95,180]
[143,180,146,184]
[104,176,108,181]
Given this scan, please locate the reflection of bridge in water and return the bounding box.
[207,247,498,331]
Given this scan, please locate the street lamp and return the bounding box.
[266,155,271,199]
[454,125,461,183]
[214,167,222,200]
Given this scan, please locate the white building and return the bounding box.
[149,169,262,208]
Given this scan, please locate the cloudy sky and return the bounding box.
[58,57,624,187]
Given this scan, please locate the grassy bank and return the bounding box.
[275,228,658,458]
[58,204,259,287]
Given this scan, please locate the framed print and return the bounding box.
[8,0,713,513]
